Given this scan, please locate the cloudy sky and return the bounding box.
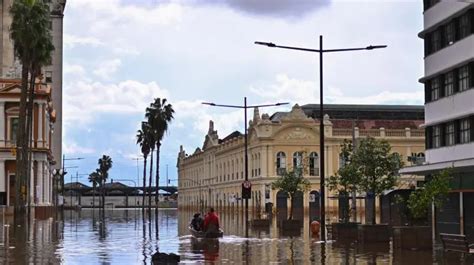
[63,0,424,186]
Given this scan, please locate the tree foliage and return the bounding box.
[271,167,310,220]
[352,137,403,195]
[407,169,452,220]
[328,140,360,195]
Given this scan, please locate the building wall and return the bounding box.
[177,105,426,215]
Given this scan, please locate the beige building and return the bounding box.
[0,77,56,213]
[1,0,66,168]
[177,104,426,219]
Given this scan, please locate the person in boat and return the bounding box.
[203,207,220,233]
[190,213,203,231]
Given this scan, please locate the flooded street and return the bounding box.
[0,209,470,264]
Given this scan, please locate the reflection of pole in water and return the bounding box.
[320,243,326,265]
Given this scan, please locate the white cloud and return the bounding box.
[249,74,318,104]
[93,59,122,79]
[63,141,96,155]
[64,79,170,126]
[64,63,86,77]
[64,34,104,49]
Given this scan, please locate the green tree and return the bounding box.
[328,140,360,223]
[10,0,54,214]
[146,98,174,206]
[272,167,311,220]
[352,137,403,224]
[137,122,151,208]
[88,170,100,209]
[98,155,113,208]
[407,169,452,220]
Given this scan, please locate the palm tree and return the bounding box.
[10,0,53,214]
[146,98,174,206]
[88,171,100,209]
[137,122,151,209]
[98,155,113,208]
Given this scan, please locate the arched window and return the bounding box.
[309,152,319,176]
[276,152,286,175]
[293,152,303,173]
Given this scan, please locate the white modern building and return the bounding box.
[401,1,474,239]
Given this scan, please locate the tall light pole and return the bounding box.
[255,36,386,241]
[203,97,288,237]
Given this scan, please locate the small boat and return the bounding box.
[188,226,223,238]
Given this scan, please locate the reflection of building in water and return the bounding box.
[0,78,57,213]
[177,104,425,217]
[401,2,474,239]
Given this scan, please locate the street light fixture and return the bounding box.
[203,97,289,237]
[255,36,386,241]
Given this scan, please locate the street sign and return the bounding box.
[242,181,251,199]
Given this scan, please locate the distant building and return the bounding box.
[401,2,474,238]
[177,104,425,220]
[0,78,56,211]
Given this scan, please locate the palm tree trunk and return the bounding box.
[155,143,160,206]
[148,150,154,209]
[142,157,147,209]
[289,195,294,220]
[25,67,37,211]
[15,62,30,216]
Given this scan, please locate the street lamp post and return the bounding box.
[203,98,288,237]
[255,36,386,241]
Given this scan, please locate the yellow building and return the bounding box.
[0,77,56,215]
[177,104,425,219]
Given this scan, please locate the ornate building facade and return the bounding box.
[0,78,56,212]
[177,104,426,219]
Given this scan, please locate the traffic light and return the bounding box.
[241,181,251,199]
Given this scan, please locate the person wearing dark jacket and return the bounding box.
[190,213,203,231]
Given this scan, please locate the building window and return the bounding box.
[431,29,442,53]
[423,0,439,11]
[45,71,52,83]
[431,78,440,101]
[309,152,319,176]
[444,71,454,96]
[432,125,441,148]
[459,12,471,39]
[460,118,471,144]
[445,122,455,146]
[444,21,455,46]
[10,117,19,143]
[276,152,286,176]
[458,65,470,92]
[293,152,303,173]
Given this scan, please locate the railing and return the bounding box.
[0,140,49,149]
[331,128,424,138]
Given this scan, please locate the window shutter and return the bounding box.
[453,68,459,93]
[471,116,474,142]
[425,80,431,103]
[469,62,474,89]
[426,127,432,149]
[440,123,446,147]
[454,119,461,144]
[439,75,445,98]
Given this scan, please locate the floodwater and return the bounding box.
[0,208,471,264]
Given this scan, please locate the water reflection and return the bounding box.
[0,209,472,264]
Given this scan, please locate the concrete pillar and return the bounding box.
[38,103,43,148]
[36,160,42,204]
[30,161,35,205]
[0,159,5,193]
[0,102,4,147]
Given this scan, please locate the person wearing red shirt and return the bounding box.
[203,207,220,232]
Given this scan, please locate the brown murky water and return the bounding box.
[0,209,470,264]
